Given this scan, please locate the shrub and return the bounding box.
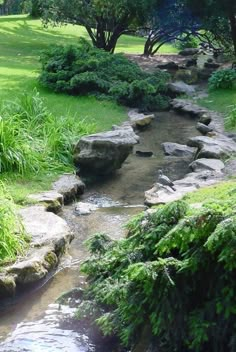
[208,69,236,90]
[0,182,29,263]
[39,41,170,111]
[76,199,236,351]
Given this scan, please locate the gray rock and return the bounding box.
[174,68,198,84]
[157,61,179,70]
[179,48,199,56]
[74,202,97,215]
[1,206,73,295]
[190,158,225,172]
[74,126,139,176]
[171,99,225,132]
[128,109,155,128]
[27,191,63,213]
[187,134,236,159]
[171,99,208,118]
[168,81,196,96]
[196,122,213,135]
[145,170,223,206]
[162,142,197,158]
[53,174,85,204]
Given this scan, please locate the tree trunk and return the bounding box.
[229,13,236,57]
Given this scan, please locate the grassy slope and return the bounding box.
[198,89,236,116]
[0,15,177,200]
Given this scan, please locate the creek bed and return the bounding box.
[0,111,198,351]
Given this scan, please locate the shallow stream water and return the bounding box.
[0,112,198,351]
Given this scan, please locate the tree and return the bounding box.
[40,0,153,53]
[31,0,42,17]
[143,0,201,56]
[185,0,236,56]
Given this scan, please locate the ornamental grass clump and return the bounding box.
[0,182,29,263]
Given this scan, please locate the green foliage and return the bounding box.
[176,34,199,50]
[0,90,95,175]
[77,199,236,351]
[39,41,170,111]
[225,104,236,130]
[208,69,236,90]
[0,182,29,263]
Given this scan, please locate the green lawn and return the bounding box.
[198,89,236,116]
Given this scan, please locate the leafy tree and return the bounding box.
[40,0,153,53]
[143,0,200,56]
[185,0,236,56]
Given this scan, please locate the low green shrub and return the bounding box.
[0,91,95,175]
[208,69,236,90]
[0,182,29,263]
[76,199,236,351]
[39,40,170,111]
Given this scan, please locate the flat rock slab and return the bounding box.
[27,191,63,213]
[145,171,223,206]
[74,126,139,176]
[187,134,236,159]
[0,206,73,298]
[53,174,85,204]
[128,109,155,128]
[162,142,197,158]
[190,158,225,172]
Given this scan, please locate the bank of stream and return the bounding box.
[0,111,198,351]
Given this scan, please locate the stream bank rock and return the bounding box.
[190,158,225,172]
[52,174,85,204]
[0,206,73,298]
[145,170,223,206]
[74,126,139,176]
[27,191,63,213]
[162,142,197,158]
[187,134,236,159]
[128,109,155,128]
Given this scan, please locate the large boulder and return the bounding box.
[167,81,196,97]
[162,142,197,158]
[187,134,236,159]
[74,126,139,176]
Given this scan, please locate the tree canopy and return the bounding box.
[40,0,153,53]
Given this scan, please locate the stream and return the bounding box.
[0,111,198,351]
